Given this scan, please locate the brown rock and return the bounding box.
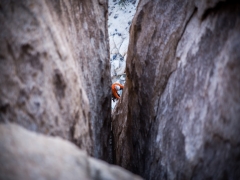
[112,0,240,179]
[0,0,111,161]
[0,123,143,180]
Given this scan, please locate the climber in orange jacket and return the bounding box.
[112,82,124,101]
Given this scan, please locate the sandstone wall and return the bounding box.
[112,0,240,179]
[0,0,111,161]
[0,123,142,180]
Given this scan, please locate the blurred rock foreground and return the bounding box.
[0,123,141,180]
[0,0,240,180]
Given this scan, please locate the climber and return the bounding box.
[112,82,124,101]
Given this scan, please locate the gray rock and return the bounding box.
[0,0,111,162]
[112,0,240,179]
[0,123,142,180]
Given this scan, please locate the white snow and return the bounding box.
[108,0,139,110]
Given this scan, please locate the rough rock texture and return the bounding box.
[108,0,139,110]
[0,123,142,180]
[112,0,240,179]
[108,0,139,83]
[0,0,111,161]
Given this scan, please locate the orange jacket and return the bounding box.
[112,83,124,99]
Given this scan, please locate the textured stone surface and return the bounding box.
[0,123,142,180]
[0,0,111,161]
[112,0,240,179]
[108,0,139,84]
[108,0,139,111]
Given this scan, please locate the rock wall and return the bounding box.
[0,123,142,180]
[0,0,111,161]
[112,0,240,179]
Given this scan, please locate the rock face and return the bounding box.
[0,123,142,180]
[108,0,139,84]
[112,0,240,179]
[0,0,111,161]
[108,0,139,110]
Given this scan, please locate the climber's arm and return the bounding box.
[113,90,120,99]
